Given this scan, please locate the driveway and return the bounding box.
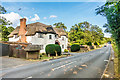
[1,56,37,70]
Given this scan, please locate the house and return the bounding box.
[8,18,68,53]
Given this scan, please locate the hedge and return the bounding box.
[87,42,92,46]
[94,42,99,45]
[55,44,61,56]
[45,44,61,56]
[71,44,80,52]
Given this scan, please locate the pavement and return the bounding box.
[1,56,37,70]
[1,45,111,79]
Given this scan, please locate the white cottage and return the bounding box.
[8,18,68,53]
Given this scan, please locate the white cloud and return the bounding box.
[43,17,47,19]
[0,12,22,27]
[30,14,40,22]
[49,15,57,18]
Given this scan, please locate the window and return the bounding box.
[55,35,57,38]
[62,37,64,41]
[49,35,52,39]
[14,35,18,38]
[38,33,43,38]
[40,45,44,50]
[62,45,64,49]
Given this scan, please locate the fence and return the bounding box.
[0,43,10,56]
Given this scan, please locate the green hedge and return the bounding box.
[94,42,99,45]
[87,42,92,46]
[45,44,61,56]
[71,44,80,52]
[55,44,61,56]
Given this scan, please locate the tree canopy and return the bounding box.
[96,1,120,58]
[68,21,105,45]
[0,5,14,41]
[53,22,67,31]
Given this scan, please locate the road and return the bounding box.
[1,45,111,79]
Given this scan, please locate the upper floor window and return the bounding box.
[14,35,18,38]
[62,37,64,41]
[38,33,43,38]
[55,35,57,38]
[62,45,64,49]
[49,35,52,39]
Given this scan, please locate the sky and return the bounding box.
[0,0,112,37]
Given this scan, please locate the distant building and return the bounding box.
[8,18,68,53]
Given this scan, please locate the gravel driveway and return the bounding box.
[1,56,37,70]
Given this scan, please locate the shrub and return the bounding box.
[94,42,99,45]
[55,44,61,56]
[87,42,92,46]
[64,49,69,53]
[71,44,80,52]
[45,44,61,56]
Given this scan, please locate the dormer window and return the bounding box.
[38,33,43,38]
[14,35,18,38]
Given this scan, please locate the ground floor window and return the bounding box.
[40,45,44,50]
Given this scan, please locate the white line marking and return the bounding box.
[104,60,109,62]
[27,76,32,78]
[53,61,77,71]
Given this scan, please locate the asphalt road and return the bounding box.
[1,45,111,79]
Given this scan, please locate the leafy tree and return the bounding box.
[8,26,14,33]
[0,5,13,41]
[96,1,120,58]
[0,5,6,14]
[53,22,67,31]
[69,21,105,46]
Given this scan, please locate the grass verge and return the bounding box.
[112,44,120,79]
[28,54,69,61]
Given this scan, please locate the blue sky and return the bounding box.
[0,2,111,37]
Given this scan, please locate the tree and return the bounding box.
[0,5,6,14]
[53,22,67,31]
[69,21,105,46]
[0,5,14,41]
[96,1,120,58]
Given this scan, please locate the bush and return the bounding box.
[71,44,80,52]
[87,42,92,46]
[45,44,61,56]
[94,42,99,45]
[55,44,61,56]
[64,49,69,53]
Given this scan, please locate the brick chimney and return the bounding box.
[19,18,27,43]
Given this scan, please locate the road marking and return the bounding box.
[27,76,32,78]
[104,60,109,62]
[52,61,77,71]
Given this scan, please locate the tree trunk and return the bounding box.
[55,51,58,57]
[48,53,50,57]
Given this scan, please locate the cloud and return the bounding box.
[0,12,22,27]
[30,14,40,22]
[43,17,47,19]
[49,15,57,18]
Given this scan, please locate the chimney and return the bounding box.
[19,18,27,43]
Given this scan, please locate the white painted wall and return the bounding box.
[9,33,68,53]
[56,36,68,52]
[9,35,19,42]
[26,33,56,53]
